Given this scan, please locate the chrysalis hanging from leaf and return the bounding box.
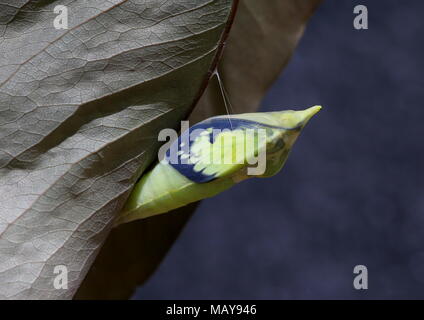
[115,106,322,226]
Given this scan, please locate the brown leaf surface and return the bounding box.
[0,0,235,299]
[75,0,323,300]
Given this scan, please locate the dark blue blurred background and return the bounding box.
[135,0,424,299]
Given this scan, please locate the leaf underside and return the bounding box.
[0,0,235,299]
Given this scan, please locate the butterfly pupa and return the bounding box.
[115,106,322,226]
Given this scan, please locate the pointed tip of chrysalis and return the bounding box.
[309,105,323,114]
[276,105,322,129]
[259,105,322,129]
[299,105,322,124]
[287,105,322,129]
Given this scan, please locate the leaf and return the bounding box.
[0,0,236,299]
[75,0,323,300]
[194,0,324,119]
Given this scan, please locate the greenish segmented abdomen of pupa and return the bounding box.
[116,162,235,225]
